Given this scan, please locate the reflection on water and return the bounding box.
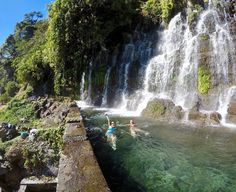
[83,109,236,192]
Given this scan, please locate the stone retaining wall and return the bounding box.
[57,106,110,192]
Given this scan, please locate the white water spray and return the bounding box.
[80,72,86,101]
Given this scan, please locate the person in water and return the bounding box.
[105,114,117,150]
[129,119,137,137]
[128,119,149,137]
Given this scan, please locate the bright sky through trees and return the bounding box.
[0,0,53,45]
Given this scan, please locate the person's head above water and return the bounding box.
[110,121,116,127]
[130,119,135,124]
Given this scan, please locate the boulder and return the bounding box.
[188,110,207,121]
[69,101,77,108]
[227,101,236,115]
[209,112,222,124]
[226,115,236,125]
[142,99,167,119]
[173,106,184,120]
[0,164,7,176]
[0,124,19,142]
[142,98,183,121]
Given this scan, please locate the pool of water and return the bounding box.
[82,109,236,192]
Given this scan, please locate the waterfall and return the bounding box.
[133,0,236,120]
[101,67,112,107]
[84,0,236,127]
[116,43,135,108]
[114,32,155,109]
[86,61,93,104]
[80,72,86,101]
[217,86,236,128]
[101,55,117,107]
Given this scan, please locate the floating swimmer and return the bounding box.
[128,119,149,138]
[105,114,117,150]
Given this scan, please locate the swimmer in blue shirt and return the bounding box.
[105,114,117,150]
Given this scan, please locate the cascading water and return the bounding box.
[134,13,199,114]
[77,62,93,107]
[80,72,86,101]
[129,0,236,125]
[101,55,117,107]
[217,86,236,128]
[78,0,236,127]
[86,61,93,104]
[113,32,156,109]
[116,43,135,109]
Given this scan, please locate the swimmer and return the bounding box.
[105,114,117,150]
[128,119,149,137]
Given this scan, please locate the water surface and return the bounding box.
[83,109,236,192]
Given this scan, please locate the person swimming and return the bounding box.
[105,114,117,150]
[129,119,137,137]
[128,119,149,138]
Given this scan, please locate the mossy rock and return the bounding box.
[198,66,211,94]
[142,99,166,118]
[199,34,210,41]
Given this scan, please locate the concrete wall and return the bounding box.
[57,106,110,192]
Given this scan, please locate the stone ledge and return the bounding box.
[64,123,86,137]
[57,106,110,192]
[57,141,110,192]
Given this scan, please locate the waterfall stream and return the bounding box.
[134,1,235,112]
[78,0,236,127]
[87,61,93,104]
[80,72,86,101]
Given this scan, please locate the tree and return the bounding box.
[15,11,43,40]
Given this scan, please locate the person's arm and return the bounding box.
[105,114,110,126]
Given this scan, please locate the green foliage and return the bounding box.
[160,0,174,22]
[36,126,65,154]
[14,84,33,100]
[0,81,18,103]
[188,4,204,26]
[0,0,190,98]
[22,144,43,170]
[141,0,161,23]
[198,66,211,94]
[141,0,179,23]
[5,81,18,97]
[0,99,35,124]
[45,0,140,95]
[14,20,52,90]
[14,11,43,40]
[0,12,52,99]
[0,139,16,152]
[22,132,63,172]
[3,126,65,172]
[199,34,209,41]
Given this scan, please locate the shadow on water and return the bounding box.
[82,109,236,192]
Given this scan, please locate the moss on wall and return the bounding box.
[197,66,211,94]
[188,4,204,26]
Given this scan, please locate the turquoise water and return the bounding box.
[83,109,236,192]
